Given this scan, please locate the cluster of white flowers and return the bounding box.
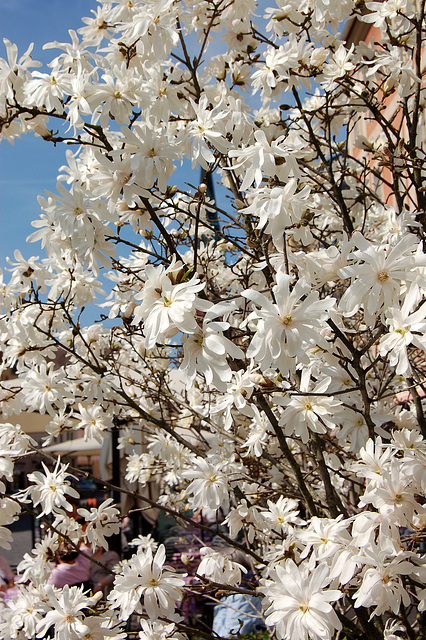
[108,544,185,620]
[1,0,426,638]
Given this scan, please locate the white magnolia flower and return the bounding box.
[180,317,244,392]
[0,38,41,102]
[182,458,229,511]
[338,233,426,324]
[360,461,422,527]
[20,363,69,416]
[351,437,394,486]
[139,620,182,640]
[36,585,102,640]
[78,498,121,551]
[223,500,266,544]
[17,533,59,584]
[242,405,270,457]
[336,411,369,453]
[27,459,79,516]
[119,121,179,192]
[188,95,229,169]
[242,180,312,250]
[276,370,341,443]
[0,422,35,455]
[264,496,304,534]
[1,583,45,637]
[0,495,20,528]
[329,543,361,586]
[243,269,334,375]
[90,67,137,129]
[262,560,342,640]
[147,431,190,467]
[197,547,247,586]
[74,403,114,444]
[320,44,354,90]
[129,534,158,553]
[363,0,411,28]
[75,614,127,640]
[24,70,66,112]
[298,516,351,562]
[353,548,413,616]
[108,545,185,620]
[378,285,426,375]
[229,129,302,191]
[211,368,255,430]
[125,453,156,485]
[133,261,205,349]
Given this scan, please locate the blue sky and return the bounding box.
[0,1,267,277]
[0,0,232,327]
[0,0,97,271]
[0,0,220,274]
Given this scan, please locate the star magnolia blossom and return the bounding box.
[36,585,102,640]
[74,403,114,444]
[353,548,413,616]
[197,547,247,586]
[26,460,79,516]
[338,233,426,324]
[378,284,426,375]
[243,269,334,375]
[77,498,121,551]
[261,560,342,640]
[264,496,304,534]
[275,371,342,443]
[182,458,230,511]
[108,544,185,620]
[133,261,206,348]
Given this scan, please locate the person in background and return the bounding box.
[47,543,91,590]
[211,547,266,639]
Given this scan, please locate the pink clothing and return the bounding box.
[47,552,90,588]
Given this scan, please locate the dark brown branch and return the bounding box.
[256,394,318,516]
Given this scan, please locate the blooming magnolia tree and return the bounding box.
[2,0,426,638]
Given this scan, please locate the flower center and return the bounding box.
[395,328,407,335]
[378,271,389,282]
[282,315,293,326]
